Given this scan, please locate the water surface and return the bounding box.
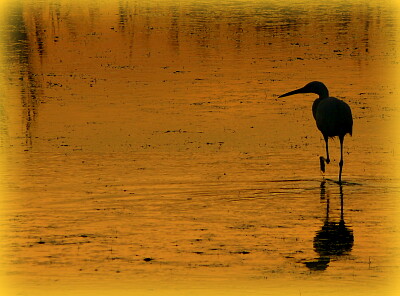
[1,0,400,295]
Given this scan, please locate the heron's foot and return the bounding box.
[319,156,325,173]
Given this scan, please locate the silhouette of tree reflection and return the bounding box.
[6,2,44,148]
[304,182,354,271]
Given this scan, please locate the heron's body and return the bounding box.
[313,97,353,138]
[279,81,353,183]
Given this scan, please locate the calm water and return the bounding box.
[1,0,400,295]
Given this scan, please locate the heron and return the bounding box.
[278,81,353,184]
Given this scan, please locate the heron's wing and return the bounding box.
[315,97,353,137]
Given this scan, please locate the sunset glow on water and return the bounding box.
[1,0,400,295]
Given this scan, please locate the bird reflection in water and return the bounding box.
[304,182,354,271]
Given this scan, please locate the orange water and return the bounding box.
[1,0,399,295]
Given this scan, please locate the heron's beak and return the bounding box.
[278,87,305,98]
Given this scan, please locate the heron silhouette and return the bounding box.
[279,81,353,183]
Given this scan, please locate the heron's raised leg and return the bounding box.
[338,136,344,184]
[324,136,330,164]
[319,136,330,173]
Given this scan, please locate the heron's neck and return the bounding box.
[312,98,323,119]
[317,88,329,99]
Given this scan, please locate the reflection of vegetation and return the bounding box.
[6,3,29,64]
[1,4,30,147]
[6,2,44,148]
[4,1,389,149]
[305,182,354,271]
[113,1,377,57]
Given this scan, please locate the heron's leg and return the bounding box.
[338,136,344,184]
[319,156,326,173]
[319,136,330,173]
[324,136,330,164]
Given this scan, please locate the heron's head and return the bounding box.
[279,81,329,99]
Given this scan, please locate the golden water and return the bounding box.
[1,0,400,295]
